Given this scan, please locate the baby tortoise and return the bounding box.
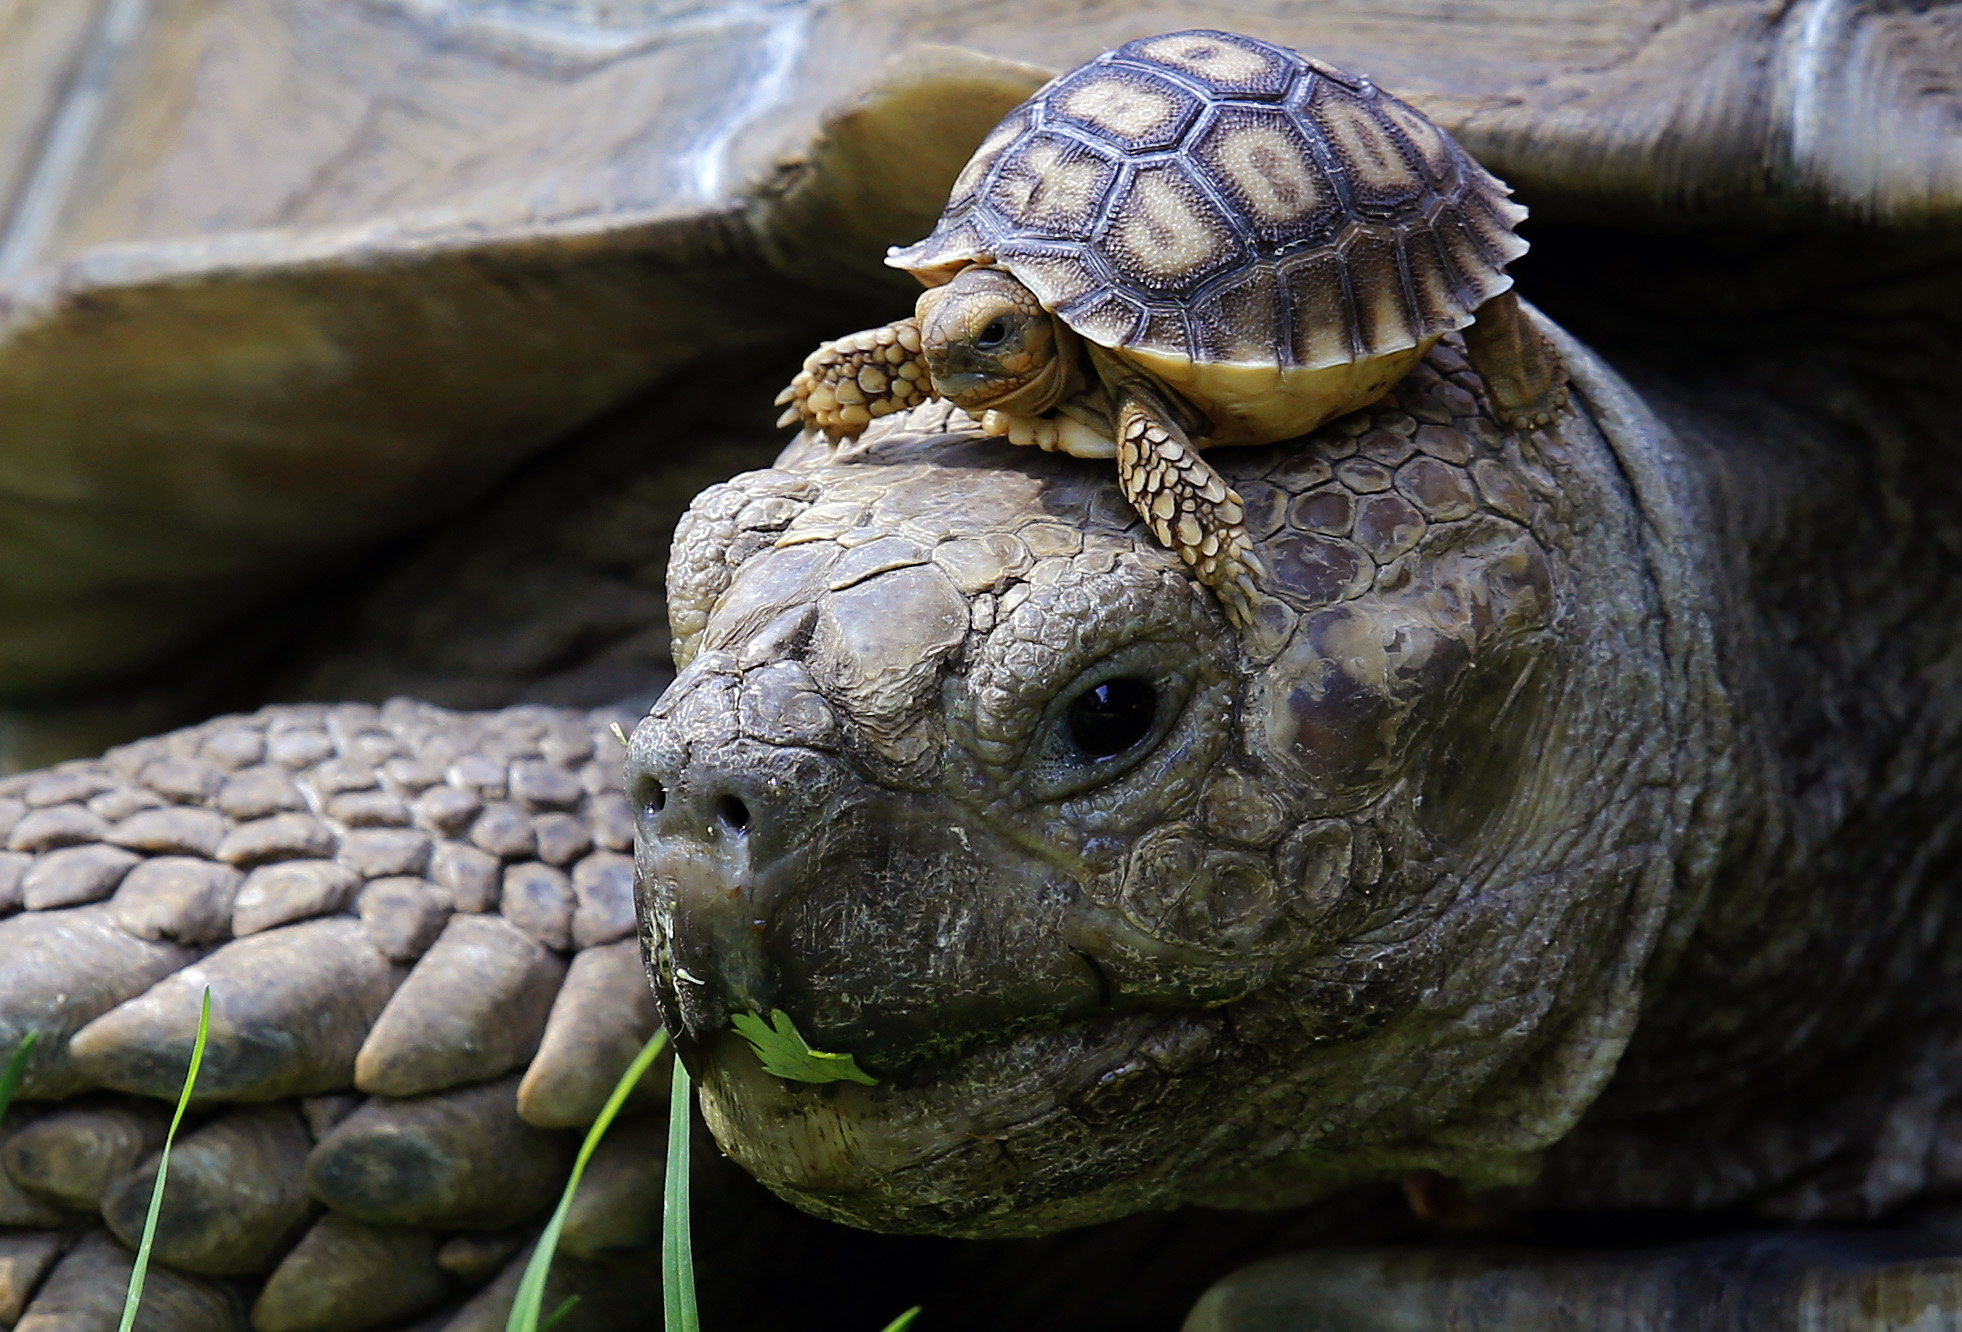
[778,29,1565,624]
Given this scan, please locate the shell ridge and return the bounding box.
[1455,184,1524,272]
[1371,92,1453,199]
[1282,82,1364,246]
[1175,104,1267,267]
[1274,76,1366,367]
[1101,55,1231,106]
[1049,122,1126,242]
[1274,256,1299,369]
[1333,234,1364,363]
[1182,258,1295,369]
[1390,230,1427,349]
[973,101,1044,237]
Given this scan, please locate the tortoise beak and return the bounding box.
[930,367,998,403]
[635,757,805,1057]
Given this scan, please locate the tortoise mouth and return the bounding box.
[692,1003,1218,1236]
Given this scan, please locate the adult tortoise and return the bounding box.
[780,29,1564,622]
[1,2,1960,1331]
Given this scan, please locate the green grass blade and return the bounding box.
[507,1027,670,1332]
[664,1055,698,1332]
[878,1306,923,1332]
[118,986,210,1332]
[537,1295,581,1331]
[0,1029,38,1125]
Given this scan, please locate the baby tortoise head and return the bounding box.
[913,266,1079,417]
[639,355,1666,1239]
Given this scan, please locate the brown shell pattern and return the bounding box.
[888,30,1529,371]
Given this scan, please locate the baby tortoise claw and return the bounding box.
[776,319,930,441]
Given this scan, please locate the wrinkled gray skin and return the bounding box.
[634,314,1962,1242]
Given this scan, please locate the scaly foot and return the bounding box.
[1113,384,1265,628]
[777,319,932,440]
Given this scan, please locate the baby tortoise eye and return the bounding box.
[1066,678,1157,759]
[976,316,1012,349]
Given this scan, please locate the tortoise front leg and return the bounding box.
[1112,379,1265,627]
[775,319,933,441]
[1463,290,1568,428]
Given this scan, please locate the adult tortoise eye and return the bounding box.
[976,317,1012,349]
[1066,678,1157,759]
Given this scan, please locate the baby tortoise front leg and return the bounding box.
[1108,372,1265,628]
[776,319,931,440]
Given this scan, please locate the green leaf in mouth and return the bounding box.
[732,1008,879,1086]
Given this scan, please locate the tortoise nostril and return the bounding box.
[633,774,666,816]
[715,795,750,835]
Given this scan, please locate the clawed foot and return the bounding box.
[1490,381,1569,431]
[1115,396,1267,629]
[776,319,932,441]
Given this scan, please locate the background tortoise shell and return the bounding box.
[890,29,1528,374]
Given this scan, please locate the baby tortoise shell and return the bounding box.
[780,29,1564,626]
[896,28,1524,392]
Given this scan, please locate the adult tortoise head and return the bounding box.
[634,321,1702,1236]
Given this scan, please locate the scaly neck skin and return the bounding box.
[1532,333,1962,1221]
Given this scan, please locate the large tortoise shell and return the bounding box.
[889,30,1527,372]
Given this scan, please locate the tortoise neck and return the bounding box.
[1536,330,1962,1220]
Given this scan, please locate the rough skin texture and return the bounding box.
[2,279,1958,1326]
[637,315,1962,1248]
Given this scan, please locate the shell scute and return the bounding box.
[1433,212,1503,305]
[1001,246,1103,311]
[1401,226,1472,333]
[1118,30,1297,99]
[1141,308,1193,358]
[948,106,1035,209]
[1376,96,1461,192]
[1099,162,1242,297]
[1191,105,1343,250]
[1340,228,1416,355]
[986,134,1119,239]
[1303,83,1431,221]
[1192,265,1284,364]
[1280,249,1357,367]
[1062,289,1146,346]
[1046,64,1202,152]
[1458,187,1532,268]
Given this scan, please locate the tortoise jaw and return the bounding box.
[692,1007,1197,1235]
